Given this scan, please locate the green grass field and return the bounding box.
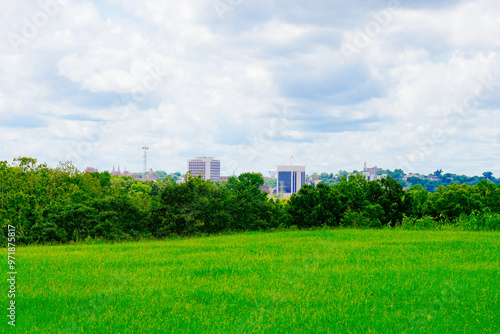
[5,229,500,333]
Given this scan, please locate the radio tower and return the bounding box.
[142,146,149,180]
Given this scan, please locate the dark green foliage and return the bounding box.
[287,175,407,228]
[1,158,153,244]
[287,183,342,228]
[151,172,280,237]
[152,174,222,236]
[224,173,277,230]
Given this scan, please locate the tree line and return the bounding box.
[1,158,499,245]
[305,169,500,192]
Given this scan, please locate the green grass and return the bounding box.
[5,229,500,333]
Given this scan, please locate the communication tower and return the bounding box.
[142,146,149,179]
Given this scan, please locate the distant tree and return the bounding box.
[265,178,277,188]
[130,182,152,195]
[336,170,348,176]
[386,169,405,180]
[407,177,422,185]
[483,171,493,180]
[110,175,137,193]
[434,169,443,178]
[443,173,453,182]
[154,170,168,179]
[394,169,405,177]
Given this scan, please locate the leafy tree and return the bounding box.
[130,183,152,195]
[434,169,443,178]
[287,183,342,228]
[152,173,214,236]
[483,171,493,180]
[265,178,277,188]
[154,170,168,179]
[224,173,276,230]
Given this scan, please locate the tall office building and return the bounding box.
[188,157,221,181]
[277,165,306,195]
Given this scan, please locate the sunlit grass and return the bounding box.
[6,229,500,333]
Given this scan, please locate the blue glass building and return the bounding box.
[277,165,306,195]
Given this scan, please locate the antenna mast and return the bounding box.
[142,146,149,179]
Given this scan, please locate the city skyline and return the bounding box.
[82,158,496,180]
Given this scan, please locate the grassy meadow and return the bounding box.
[6,229,500,333]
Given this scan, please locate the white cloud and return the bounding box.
[1,0,500,176]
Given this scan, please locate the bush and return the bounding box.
[456,210,500,231]
[340,209,375,229]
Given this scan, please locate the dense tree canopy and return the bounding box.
[1,158,499,245]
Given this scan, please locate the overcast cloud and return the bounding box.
[1,0,500,176]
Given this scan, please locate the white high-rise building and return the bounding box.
[188,157,221,181]
[277,165,306,195]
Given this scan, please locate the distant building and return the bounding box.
[111,165,122,177]
[260,185,270,193]
[311,177,321,186]
[188,157,221,181]
[277,165,306,196]
[146,168,158,181]
[404,174,423,181]
[361,162,387,181]
[85,167,98,173]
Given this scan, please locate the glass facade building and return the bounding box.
[277,165,306,195]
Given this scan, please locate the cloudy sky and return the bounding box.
[1,0,500,177]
